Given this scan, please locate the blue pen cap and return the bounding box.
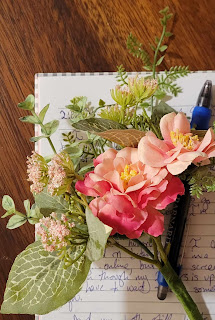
[157,271,168,287]
[190,80,212,130]
[190,106,211,130]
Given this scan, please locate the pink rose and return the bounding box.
[138,112,215,175]
[76,147,184,238]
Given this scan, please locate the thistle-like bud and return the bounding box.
[27,152,48,194]
[47,152,75,196]
[128,77,158,101]
[110,85,135,108]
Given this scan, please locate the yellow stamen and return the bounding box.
[170,129,199,150]
[120,165,137,189]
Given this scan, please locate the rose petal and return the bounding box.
[160,112,176,142]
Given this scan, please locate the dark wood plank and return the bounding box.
[0,0,215,319]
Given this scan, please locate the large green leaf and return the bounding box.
[34,188,69,216]
[1,241,91,315]
[39,104,49,122]
[85,207,112,262]
[19,115,40,124]
[72,118,126,133]
[42,120,59,136]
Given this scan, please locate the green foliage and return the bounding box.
[41,120,59,136]
[2,196,43,228]
[85,207,112,262]
[62,131,76,147]
[72,118,126,133]
[66,96,94,124]
[6,215,27,229]
[188,165,215,198]
[158,66,190,97]
[34,187,69,216]
[39,104,50,122]
[116,65,128,86]
[18,95,35,111]
[19,115,40,124]
[127,33,152,71]
[1,241,91,315]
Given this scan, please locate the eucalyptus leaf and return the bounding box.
[19,115,40,124]
[85,207,112,262]
[30,135,49,142]
[27,205,43,224]
[34,188,69,216]
[24,199,31,216]
[6,215,27,229]
[1,241,91,315]
[72,118,126,133]
[42,120,59,136]
[2,195,15,211]
[39,104,49,123]
[18,95,35,110]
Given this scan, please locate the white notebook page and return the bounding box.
[35,72,215,320]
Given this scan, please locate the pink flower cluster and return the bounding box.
[37,213,74,252]
[48,154,67,195]
[27,151,48,193]
[76,148,184,238]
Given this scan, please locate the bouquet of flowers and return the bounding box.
[1,8,215,320]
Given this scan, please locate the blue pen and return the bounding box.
[190,80,212,130]
[157,182,191,300]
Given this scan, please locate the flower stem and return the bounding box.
[159,262,203,320]
[132,239,154,259]
[112,240,160,267]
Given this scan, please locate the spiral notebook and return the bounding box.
[35,71,215,320]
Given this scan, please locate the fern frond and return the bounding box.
[127,33,152,70]
[116,65,128,86]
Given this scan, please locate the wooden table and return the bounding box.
[0,1,215,319]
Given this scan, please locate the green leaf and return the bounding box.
[152,101,177,120]
[19,115,40,124]
[153,90,166,100]
[1,241,91,315]
[24,200,31,216]
[1,209,15,219]
[27,204,43,225]
[78,162,94,175]
[159,45,168,52]
[85,207,112,262]
[34,188,69,216]
[39,104,49,122]
[72,118,126,133]
[143,65,152,71]
[2,195,15,211]
[156,55,165,66]
[6,215,27,229]
[30,135,48,142]
[63,146,83,158]
[42,120,59,136]
[165,31,173,37]
[159,6,169,15]
[99,99,105,107]
[18,95,35,110]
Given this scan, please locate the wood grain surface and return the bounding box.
[0,0,215,319]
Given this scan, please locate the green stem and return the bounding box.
[132,239,154,259]
[151,23,166,113]
[159,262,203,320]
[15,210,26,218]
[152,238,158,261]
[31,111,57,154]
[142,108,161,138]
[113,240,159,267]
[153,236,168,263]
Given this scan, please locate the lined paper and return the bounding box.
[35,72,215,320]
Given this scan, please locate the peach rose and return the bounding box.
[138,112,215,175]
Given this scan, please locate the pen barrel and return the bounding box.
[165,182,191,270]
